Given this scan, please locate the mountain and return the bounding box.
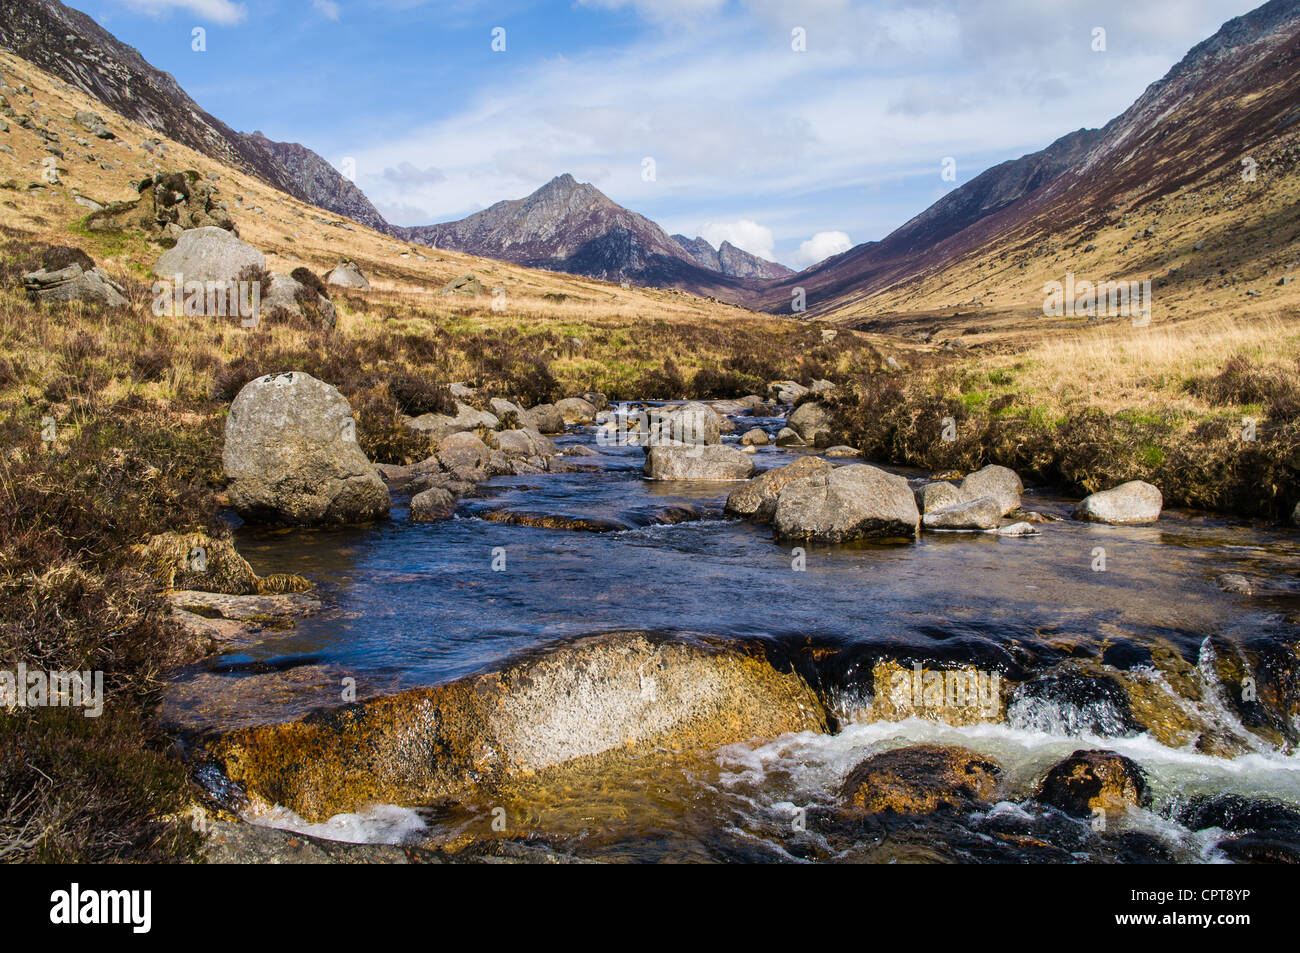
[0,0,387,231]
[752,0,1300,323]
[394,174,790,289]
[671,234,794,279]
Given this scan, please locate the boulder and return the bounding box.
[555,397,597,425]
[325,259,369,290]
[775,427,805,447]
[262,272,336,328]
[201,631,827,821]
[1073,481,1163,524]
[740,427,769,446]
[488,397,527,424]
[840,745,1001,815]
[997,522,1040,537]
[914,480,963,514]
[787,401,833,447]
[809,379,835,394]
[644,445,756,481]
[23,260,126,308]
[154,226,264,284]
[772,464,919,542]
[1036,749,1150,818]
[493,428,554,458]
[646,401,723,447]
[222,372,390,525]
[410,487,456,522]
[525,403,565,434]
[958,465,1022,516]
[768,380,809,403]
[441,274,482,296]
[405,402,498,441]
[922,496,1003,531]
[725,456,834,522]
[823,445,858,458]
[436,431,492,481]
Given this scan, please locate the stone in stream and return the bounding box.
[436,431,492,481]
[725,456,834,522]
[1036,749,1150,818]
[200,631,828,822]
[645,401,724,447]
[410,486,456,522]
[1073,481,1162,524]
[154,225,264,283]
[914,480,963,514]
[1217,573,1253,595]
[555,396,597,425]
[957,464,1022,516]
[839,745,1002,815]
[525,403,565,434]
[774,427,805,447]
[823,445,858,458]
[997,522,1040,537]
[772,464,919,543]
[491,427,555,458]
[133,530,310,596]
[922,496,1003,531]
[644,444,756,481]
[740,427,769,446]
[222,371,390,525]
[787,400,834,447]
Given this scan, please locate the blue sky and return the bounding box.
[78,0,1261,267]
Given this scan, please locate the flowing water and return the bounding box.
[166,402,1300,862]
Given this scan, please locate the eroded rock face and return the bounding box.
[199,631,828,821]
[23,261,126,307]
[644,445,756,481]
[772,464,919,542]
[1036,749,1150,817]
[1073,481,1163,524]
[154,226,264,284]
[840,745,1001,815]
[725,456,834,522]
[222,372,390,525]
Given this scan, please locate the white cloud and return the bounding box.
[313,0,341,20]
[119,0,247,25]
[699,220,776,261]
[796,231,853,267]
[578,0,728,27]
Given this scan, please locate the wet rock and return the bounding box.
[200,631,827,822]
[325,259,369,290]
[740,427,769,446]
[1036,749,1149,818]
[405,402,498,441]
[1177,795,1300,863]
[840,745,1001,815]
[410,486,456,521]
[775,427,804,447]
[492,428,554,458]
[1010,669,1140,737]
[914,480,963,514]
[644,445,756,481]
[1217,573,1253,595]
[480,510,627,533]
[772,464,919,543]
[958,465,1022,516]
[997,521,1040,537]
[725,456,834,522]
[203,820,438,864]
[922,496,1002,531]
[868,659,1006,724]
[787,401,833,447]
[1073,481,1162,524]
[154,226,264,283]
[223,371,390,525]
[555,397,596,425]
[167,590,321,653]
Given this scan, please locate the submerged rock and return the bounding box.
[1036,749,1149,818]
[772,464,919,543]
[1073,481,1163,524]
[199,631,827,822]
[223,371,390,525]
[840,745,1001,815]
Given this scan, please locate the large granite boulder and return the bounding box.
[23,251,126,308]
[154,226,264,284]
[404,402,498,441]
[1073,481,1163,524]
[325,259,369,290]
[772,464,919,542]
[725,456,834,522]
[787,401,833,447]
[644,445,756,481]
[646,401,723,447]
[958,465,1022,516]
[222,371,389,525]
